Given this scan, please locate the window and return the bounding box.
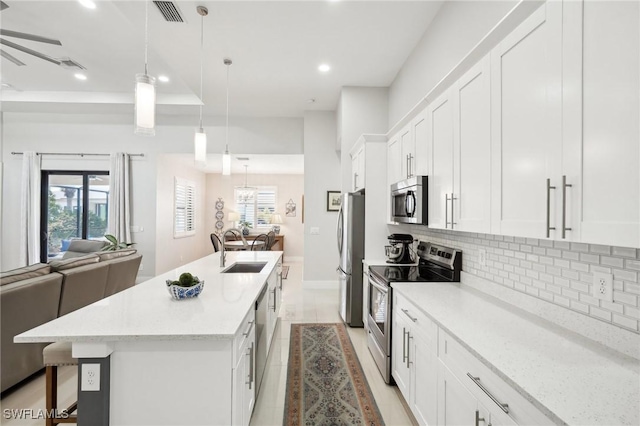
[234,187,276,229]
[40,171,110,262]
[174,177,196,238]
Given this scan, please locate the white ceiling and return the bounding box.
[0,0,443,117]
[172,153,304,174]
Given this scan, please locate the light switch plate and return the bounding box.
[310,227,320,235]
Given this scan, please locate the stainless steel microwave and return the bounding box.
[390,176,428,224]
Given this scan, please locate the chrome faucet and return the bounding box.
[220,229,235,267]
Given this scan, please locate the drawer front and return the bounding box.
[394,292,437,352]
[439,330,552,425]
[234,308,256,363]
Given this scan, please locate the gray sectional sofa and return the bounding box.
[0,248,142,392]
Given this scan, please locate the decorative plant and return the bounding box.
[101,234,135,251]
[167,272,201,288]
[238,220,252,229]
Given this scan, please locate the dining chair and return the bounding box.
[251,234,269,251]
[225,229,243,241]
[210,233,222,252]
[266,231,276,251]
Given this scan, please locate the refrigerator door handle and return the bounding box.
[337,205,344,255]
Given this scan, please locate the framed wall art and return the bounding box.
[326,191,341,212]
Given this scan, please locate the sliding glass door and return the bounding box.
[40,171,110,262]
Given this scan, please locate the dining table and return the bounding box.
[223,240,265,251]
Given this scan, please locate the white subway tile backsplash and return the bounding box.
[590,244,611,255]
[580,253,600,264]
[613,314,638,331]
[601,256,624,268]
[408,229,640,333]
[613,247,637,258]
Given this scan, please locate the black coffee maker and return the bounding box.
[385,234,414,264]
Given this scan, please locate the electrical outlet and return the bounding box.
[310,227,320,235]
[478,249,487,267]
[592,272,613,302]
[81,363,100,391]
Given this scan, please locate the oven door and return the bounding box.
[367,273,391,353]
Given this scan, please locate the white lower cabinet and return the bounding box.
[392,293,551,426]
[232,308,256,426]
[266,260,281,353]
[393,293,438,426]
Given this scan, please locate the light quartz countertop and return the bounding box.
[15,251,282,343]
[392,282,640,426]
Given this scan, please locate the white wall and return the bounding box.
[388,0,519,127]
[155,154,209,275]
[303,111,341,282]
[338,87,388,193]
[1,112,303,274]
[205,172,305,261]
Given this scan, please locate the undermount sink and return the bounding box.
[221,262,268,274]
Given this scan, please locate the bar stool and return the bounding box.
[43,342,78,425]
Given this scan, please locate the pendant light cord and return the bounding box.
[225,62,230,152]
[144,0,149,75]
[199,12,204,128]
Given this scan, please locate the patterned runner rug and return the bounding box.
[283,323,385,426]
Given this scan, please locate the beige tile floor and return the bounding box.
[0,262,414,426]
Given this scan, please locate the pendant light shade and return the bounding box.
[222,150,231,175]
[222,58,232,175]
[194,6,208,164]
[194,128,207,163]
[134,0,155,136]
[134,73,156,135]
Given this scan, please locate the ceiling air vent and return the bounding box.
[153,1,184,23]
[58,58,86,71]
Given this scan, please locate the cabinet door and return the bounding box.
[351,154,360,191]
[232,355,245,426]
[388,136,402,185]
[391,312,411,399]
[563,0,640,247]
[243,341,256,425]
[412,111,429,177]
[490,2,563,239]
[437,362,484,426]
[357,147,366,190]
[428,90,454,230]
[453,55,492,234]
[411,335,438,426]
[400,125,414,179]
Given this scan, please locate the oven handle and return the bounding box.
[368,275,389,294]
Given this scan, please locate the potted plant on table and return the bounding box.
[238,221,252,236]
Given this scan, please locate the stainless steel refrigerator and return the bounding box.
[336,191,365,327]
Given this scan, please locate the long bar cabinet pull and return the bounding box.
[445,194,451,228]
[246,343,254,389]
[562,175,572,239]
[402,327,408,365]
[475,410,485,426]
[467,373,510,413]
[401,308,417,322]
[242,320,254,337]
[451,193,458,229]
[546,178,556,238]
[407,334,413,366]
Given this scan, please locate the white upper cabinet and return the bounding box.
[388,134,403,185]
[350,144,365,191]
[562,0,640,247]
[427,90,454,230]
[400,125,414,179]
[490,2,563,239]
[453,55,492,234]
[412,111,429,178]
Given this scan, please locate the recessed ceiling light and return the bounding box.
[78,0,96,9]
[158,75,170,83]
[74,73,87,80]
[318,64,331,73]
[308,98,316,103]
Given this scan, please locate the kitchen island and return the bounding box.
[15,251,283,426]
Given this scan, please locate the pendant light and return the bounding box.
[222,58,232,175]
[134,0,156,136]
[238,165,257,202]
[194,6,208,164]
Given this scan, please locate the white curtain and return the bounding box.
[108,153,132,244]
[19,152,41,266]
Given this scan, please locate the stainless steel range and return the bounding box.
[366,241,462,384]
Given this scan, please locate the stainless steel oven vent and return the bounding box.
[153,1,184,23]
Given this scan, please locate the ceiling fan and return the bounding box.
[0,1,85,70]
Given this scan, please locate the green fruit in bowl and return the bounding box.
[179,272,194,286]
